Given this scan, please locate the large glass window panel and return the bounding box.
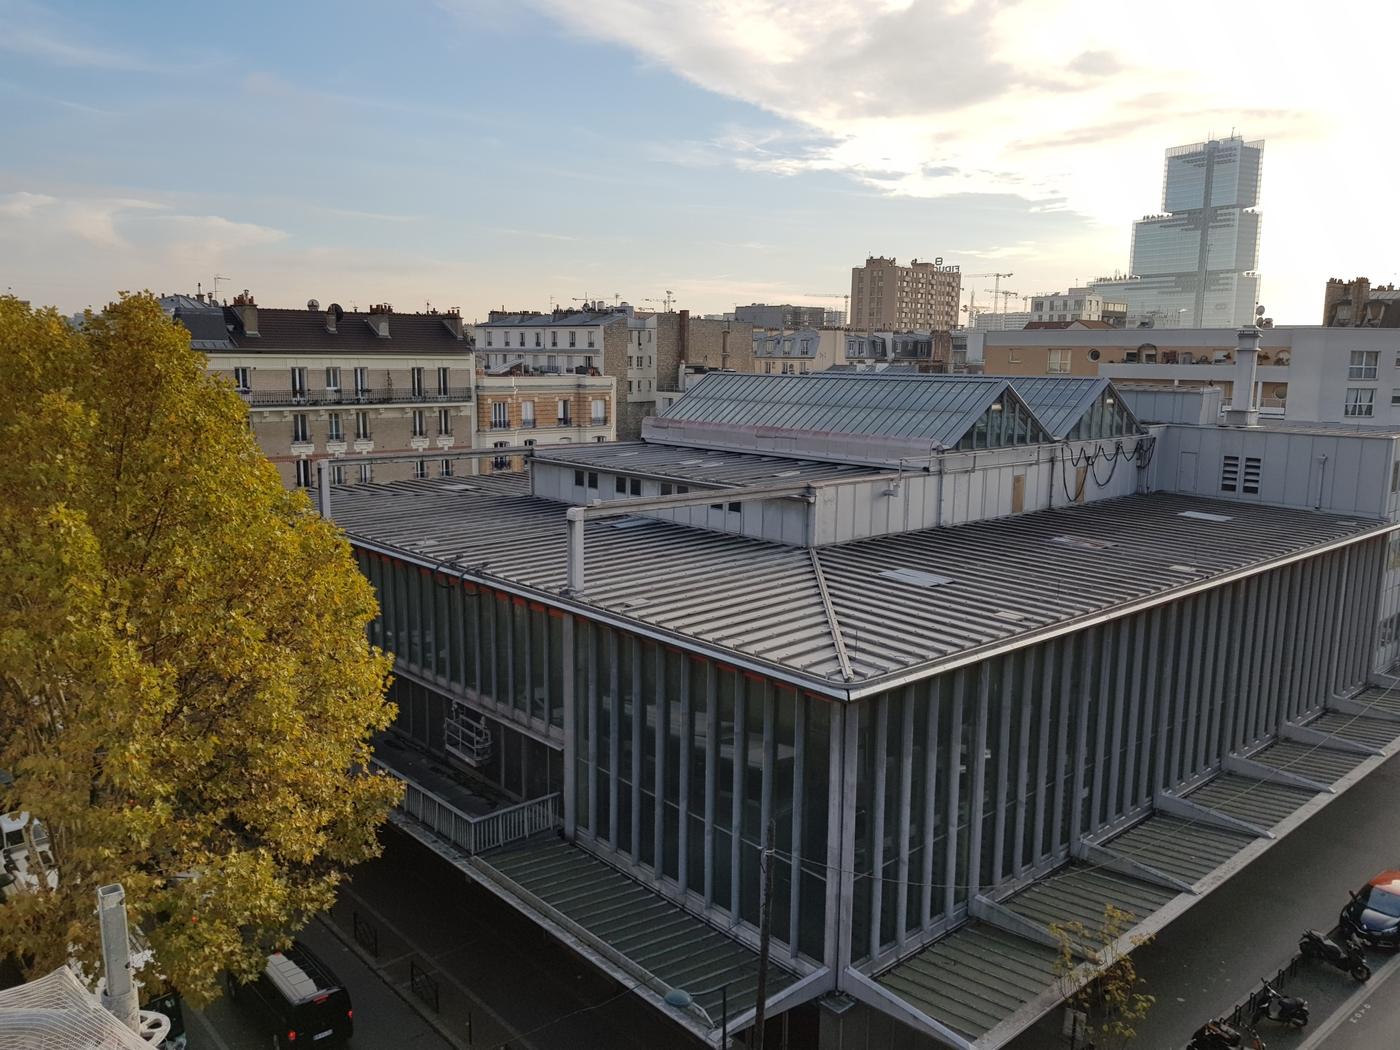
[434,576,450,680]
[512,599,529,712]
[686,657,709,895]
[529,606,548,723]
[798,696,830,959]
[739,677,765,926]
[594,626,613,844]
[661,649,683,881]
[713,668,736,910]
[548,612,565,729]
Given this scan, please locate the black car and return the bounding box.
[227,940,354,1048]
[1340,870,1400,948]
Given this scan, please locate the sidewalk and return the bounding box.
[322,827,701,1050]
[1007,750,1400,1048]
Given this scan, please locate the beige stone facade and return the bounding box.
[850,256,961,331]
[473,374,616,473]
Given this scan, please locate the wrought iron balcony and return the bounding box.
[242,387,473,408]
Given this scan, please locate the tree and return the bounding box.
[1050,903,1156,1050]
[0,293,400,1006]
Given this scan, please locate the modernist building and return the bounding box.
[851,257,962,332]
[321,357,1400,1049]
[969,310,1031,333]
[1092,137,1264,328]
[165,293,474,488]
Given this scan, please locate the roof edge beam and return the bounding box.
[840,968,976,1050]
[1070,839,1197,895]
[967,894,1092,960]
[809,549,856,681]
[719,968,833,1042]
[1280,720,1380,756]
[1153,789,1274,839]
[1328,694,1400,725]
[1223,753,1335,794]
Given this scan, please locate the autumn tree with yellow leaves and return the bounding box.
[0,293,400,1005]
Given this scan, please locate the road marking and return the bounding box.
[185,1002,236,1050]
[333,885,538,1050]
[1295,949,1400,1050]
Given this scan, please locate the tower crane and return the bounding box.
[639,290,677,312]
[961,272,1013,326]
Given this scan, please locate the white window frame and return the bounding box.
[491,401,508,429]
[1349,350,1379,381]
[355,410,371,440]
[292,412,309,443]
[412,409,426,437]
[233,366,251,392]
[438,407,453,435]
[324,366,341,393]
[1345,387,1376,417]
[327,412,343,441]
[437,366,450,396]
[411,367,425,398]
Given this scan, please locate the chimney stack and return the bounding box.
[230,290,258,337]
[368,303,391,338]
[1223,326,1261,426]
[441,308,464,340]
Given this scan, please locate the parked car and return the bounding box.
[1340,870,1400,948]
[227,940,353,1048]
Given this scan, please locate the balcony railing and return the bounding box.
[373,759,561,855]
[243,388,473,408]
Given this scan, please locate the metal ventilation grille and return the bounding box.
[1220,454,1240,492]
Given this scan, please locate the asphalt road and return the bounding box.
[1297,949,1400,1050]
[186,917,453,1050]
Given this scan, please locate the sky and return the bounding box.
[1,0,1394,324]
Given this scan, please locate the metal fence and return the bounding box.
[373,759,561,855]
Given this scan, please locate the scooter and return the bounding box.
[1187,1016,1266,1049]
[1300,928,1371,981]
[1251,980,1309,1028]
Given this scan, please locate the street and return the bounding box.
[187,916,453,1050]
[1008,749,1400,1049]
[1299,950,1400,1050]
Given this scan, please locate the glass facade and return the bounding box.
[1094,137,1263,327]
[353,528,1386,978]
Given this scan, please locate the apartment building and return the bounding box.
[1324,276,1400,328]
[844,328,952,371]
[473,372,616,473]
[734,303,830,329]
[970,325,1400,426]
[850,256,962,331]
[752,327,845,374]
[1027,287,1127,326]
[165,293,473,488]
[324,369,1400,1050]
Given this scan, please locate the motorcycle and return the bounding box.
[1300,928,1371,981]
[1187,1016,1266,1049]
[1251,980,1309,1028]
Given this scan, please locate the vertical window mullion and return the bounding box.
[704,662,718,908]
[730,675,746,920]
[788,695,806,959]
[631,642,643,867]
[653,647,666,883]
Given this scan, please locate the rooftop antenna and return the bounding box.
[613,292,620,307]
[211,274,229,299]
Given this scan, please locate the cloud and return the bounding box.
[0,191,56,218]
[498,0,1393,229]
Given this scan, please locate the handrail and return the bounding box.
[372,758,560,854]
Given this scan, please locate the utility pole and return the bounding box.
[752,817,777,1050]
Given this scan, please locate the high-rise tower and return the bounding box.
[1093,136,1263,327]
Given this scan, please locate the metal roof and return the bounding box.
[660,372,1040,450]
[483,836,800,1028]
[1006,376,1142,439]
[331,478,1387,693]
[477,311,629,328]
[531,441,886,486]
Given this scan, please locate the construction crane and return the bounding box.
[802,292,851,325]
[962,272,1013,326]
[985,288,1022,318]
[640,290,677,312]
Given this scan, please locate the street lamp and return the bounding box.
[663,988,693,1009]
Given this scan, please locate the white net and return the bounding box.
[0,968,156,1050]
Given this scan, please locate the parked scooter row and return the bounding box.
[1299,927,1371,981]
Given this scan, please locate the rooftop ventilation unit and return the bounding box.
[878,568,952,588]
[1178,510,1233,522]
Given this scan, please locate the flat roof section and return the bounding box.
[332,478,1390,694]
[531,441,886,487]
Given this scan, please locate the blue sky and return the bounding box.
[2,0,1394,323]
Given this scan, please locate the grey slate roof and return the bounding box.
[331,477,1387,692]
[223,307,470,355]
[660,371,1044,450]
[477,310,629,328]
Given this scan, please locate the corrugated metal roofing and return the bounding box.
[1100,815,1254,885]
[484,836,798,1025]
[332,478,1387,690]
[660,372,1036,450]
[1305,712,1400,750]
[531,441,884,486]
[1185,774,1317,827]
[1246,740,1367,783]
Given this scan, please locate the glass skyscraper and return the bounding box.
[1093,136,1263,327]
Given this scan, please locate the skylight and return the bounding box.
[1051,535,1116,551]
[1178,511,1233,522]
[879,568,953,588]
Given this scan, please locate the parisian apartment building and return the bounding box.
[164,293,475,488]
[475,305,753,439]
[849,255,962,331]
[473,371,617,473]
